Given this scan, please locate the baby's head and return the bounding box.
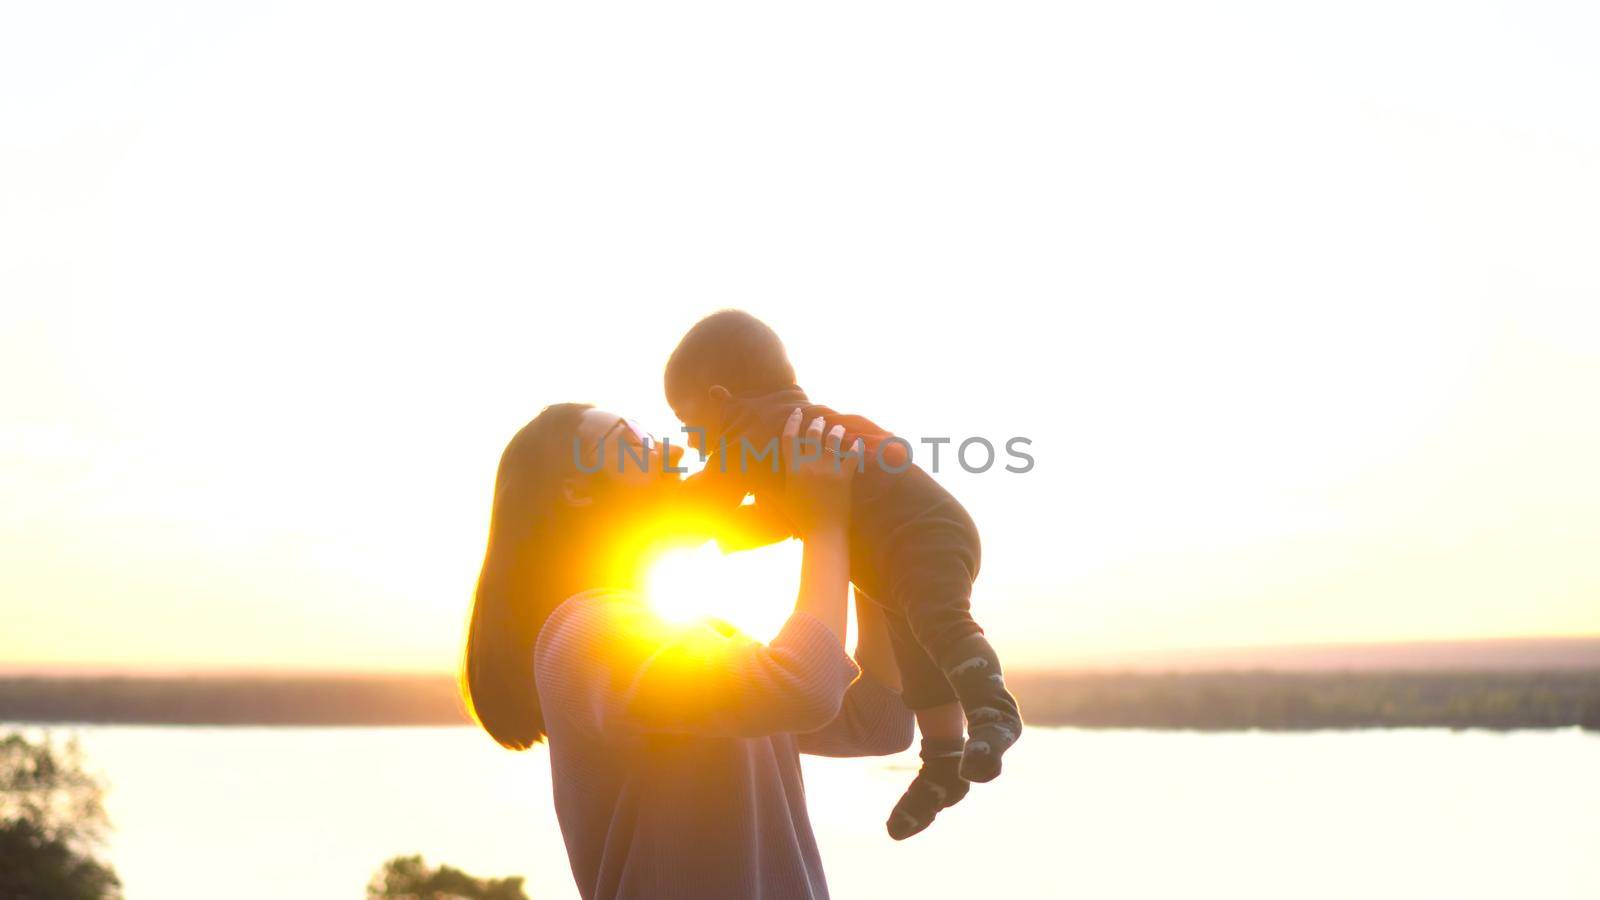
[665,309,796,449]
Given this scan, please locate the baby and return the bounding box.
[665,310,1023,840]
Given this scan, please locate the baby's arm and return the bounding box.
[678,460,794,552]
[717,496,795,552]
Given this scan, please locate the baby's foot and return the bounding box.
[939,634,1023,783]
[886,737,970,841]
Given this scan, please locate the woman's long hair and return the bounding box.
[460,402,594,749]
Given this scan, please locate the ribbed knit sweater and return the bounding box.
[533,588,914,900]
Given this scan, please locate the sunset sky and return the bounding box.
[3,1,1597,672]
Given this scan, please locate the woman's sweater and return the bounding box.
[533,589,914,900]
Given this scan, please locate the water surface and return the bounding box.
[12,724,1595,899]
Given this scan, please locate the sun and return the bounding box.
[644,539,803,642]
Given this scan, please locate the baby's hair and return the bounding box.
[665,309,797,405]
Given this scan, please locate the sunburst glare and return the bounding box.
[644,539,804,642]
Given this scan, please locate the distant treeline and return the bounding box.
[1004,670,1600,731]
[3,670,1599,731]
[0,675,465,727]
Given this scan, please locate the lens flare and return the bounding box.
[644,539,802,642]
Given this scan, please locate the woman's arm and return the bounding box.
[536,593,861,738]
[797,592,915,757]
[782,411,854,644]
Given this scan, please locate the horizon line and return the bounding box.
[6,632,1600,678]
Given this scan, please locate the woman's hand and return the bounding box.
[783,408,861,645]
[779,409,863,539]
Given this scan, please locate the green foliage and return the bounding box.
[367,854,529,900]
[0,731,121,899]
[0,732,110,848]
[0,819,122,900]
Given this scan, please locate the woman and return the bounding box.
[462,403,913,899]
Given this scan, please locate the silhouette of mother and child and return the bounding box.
[461,311,1024,900]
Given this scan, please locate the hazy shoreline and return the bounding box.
[5,669,1597,732]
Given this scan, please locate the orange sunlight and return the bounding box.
[644,540,804,642]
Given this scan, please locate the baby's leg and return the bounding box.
[886,733,969,841]
[914,700,963,742]
[937,632,1023,783]
[876,602,972,840]
[883,505,1023,784]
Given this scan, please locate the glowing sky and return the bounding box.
[2,1,1597,672]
